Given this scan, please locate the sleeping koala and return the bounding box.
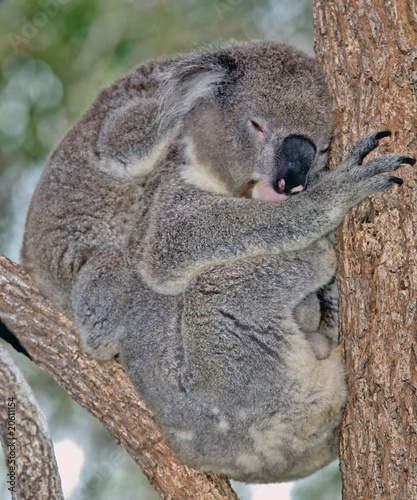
[21,40,415,483]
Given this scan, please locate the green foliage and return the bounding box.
[0,0,314,173]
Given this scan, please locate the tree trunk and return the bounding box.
[313,1,417,498]
[0,255,238,500]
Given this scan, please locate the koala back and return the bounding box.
[21,56,173,310]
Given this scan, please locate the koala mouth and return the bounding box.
[252,179,304,202]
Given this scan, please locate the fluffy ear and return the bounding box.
[156,49,239,132]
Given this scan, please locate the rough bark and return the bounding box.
[313,1,417,498]
[0,343,64,500]
[0,255,238,500]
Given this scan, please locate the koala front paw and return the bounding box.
[72,251,129,360]
[337,130,415,202]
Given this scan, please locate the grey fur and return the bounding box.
[21,41,414,483]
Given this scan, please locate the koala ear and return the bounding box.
[157,50,239,132]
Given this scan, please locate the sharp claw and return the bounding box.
[390,176,403,185]
[401,156,416,166]
[375,130,391,140]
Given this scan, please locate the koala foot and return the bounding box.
[72,250,130,360]
[306,332,332,360]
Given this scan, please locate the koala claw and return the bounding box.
[344,131,385,165]
[374,130,392,140]
[362,153,414,178]
[400,156,416,166]
[347,131,415,173]
[390,176,403,186]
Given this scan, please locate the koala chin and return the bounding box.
[21,40,414,483]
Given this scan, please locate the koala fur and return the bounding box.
[21,41,415,483]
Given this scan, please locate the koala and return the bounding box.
[21,40,415,483]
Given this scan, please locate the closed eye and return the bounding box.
[320,146,330,154]
[249,120,268,140]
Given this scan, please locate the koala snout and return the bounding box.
[274,135,316,195]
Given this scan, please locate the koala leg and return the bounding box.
[293,292,322,334]
[292,233,339,356]
[72,250,130,360]
[182,236,338,388]
[172,238,345,481]
[294,279,339,359]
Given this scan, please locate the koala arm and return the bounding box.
[135,132,413,295]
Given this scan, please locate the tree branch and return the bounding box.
[0,255,238,500]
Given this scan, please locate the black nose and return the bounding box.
[274,135,316,195]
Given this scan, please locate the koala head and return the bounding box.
[158,41,333,201]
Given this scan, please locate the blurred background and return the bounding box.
[0,0,341,498]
